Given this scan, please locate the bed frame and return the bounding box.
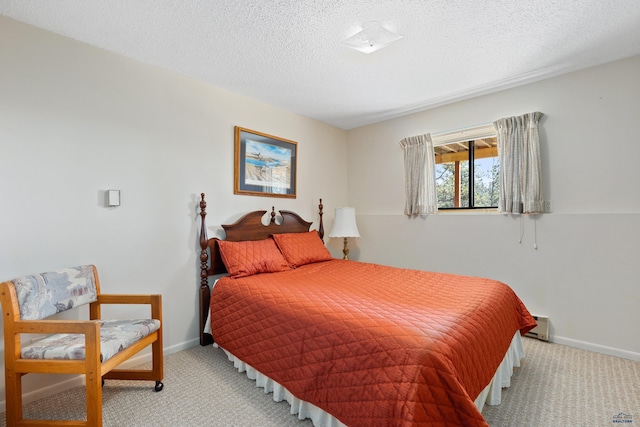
[198,193,324,345]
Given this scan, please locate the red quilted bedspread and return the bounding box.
[210,259,536,426]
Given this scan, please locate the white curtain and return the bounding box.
[494,112,544,214]
[399,133,438,216]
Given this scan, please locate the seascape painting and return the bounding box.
[244,139,292,192]
[234,127,297,198]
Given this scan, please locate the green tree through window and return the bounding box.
[435,139,499,209]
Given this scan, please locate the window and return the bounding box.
[432,124,499,210]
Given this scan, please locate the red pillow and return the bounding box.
[272,231,333,268]
[218,238,291,278]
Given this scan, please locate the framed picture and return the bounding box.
[234,126,297,198]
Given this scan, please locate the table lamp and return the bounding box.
[329,207,360,260]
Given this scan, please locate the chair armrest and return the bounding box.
[91,294,162,321]
[95,294,161,305]
[14,319,100,336]
[12,320,101,371]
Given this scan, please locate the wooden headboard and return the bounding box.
[197,193,324,345]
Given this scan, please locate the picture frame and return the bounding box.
[234,126,297,198]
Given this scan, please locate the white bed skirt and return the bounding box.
[215,332,525,426]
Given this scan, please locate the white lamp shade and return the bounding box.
[329,207,360,238]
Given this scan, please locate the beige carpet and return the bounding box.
[483,338,639,426]
[1,338,638,426]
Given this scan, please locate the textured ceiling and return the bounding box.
[1,1,639,129]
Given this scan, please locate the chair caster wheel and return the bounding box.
[154,381,164,392]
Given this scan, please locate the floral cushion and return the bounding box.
[21,319,161,362]
[12,265,97,321]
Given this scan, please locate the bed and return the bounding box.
[197,194,536,427]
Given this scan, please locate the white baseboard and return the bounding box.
[0,338,200,413]
[552,335,640,362]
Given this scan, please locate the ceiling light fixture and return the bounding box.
[342,21,403,54]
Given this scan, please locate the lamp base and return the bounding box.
[342,237,350,260]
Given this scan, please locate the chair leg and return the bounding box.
[85,326,103,427]
[151,332,164,386]
[5,371,23,426]
[86,371,103,426]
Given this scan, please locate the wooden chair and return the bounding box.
[0,265,163,426]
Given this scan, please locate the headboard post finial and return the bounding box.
[270,207,276,224]
[318,198,324,241]
[199,194,209,288]
[198,193,214,346]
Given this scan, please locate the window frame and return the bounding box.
[431,123,498,211]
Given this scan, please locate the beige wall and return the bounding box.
[1,12,639,411]
[346,55,640,360]
[0,16,347,408]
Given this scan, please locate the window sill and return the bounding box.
[437,208,498,214]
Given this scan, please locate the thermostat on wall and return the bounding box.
[107,190,120,207]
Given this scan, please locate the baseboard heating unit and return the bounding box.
[525,315,549,341]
